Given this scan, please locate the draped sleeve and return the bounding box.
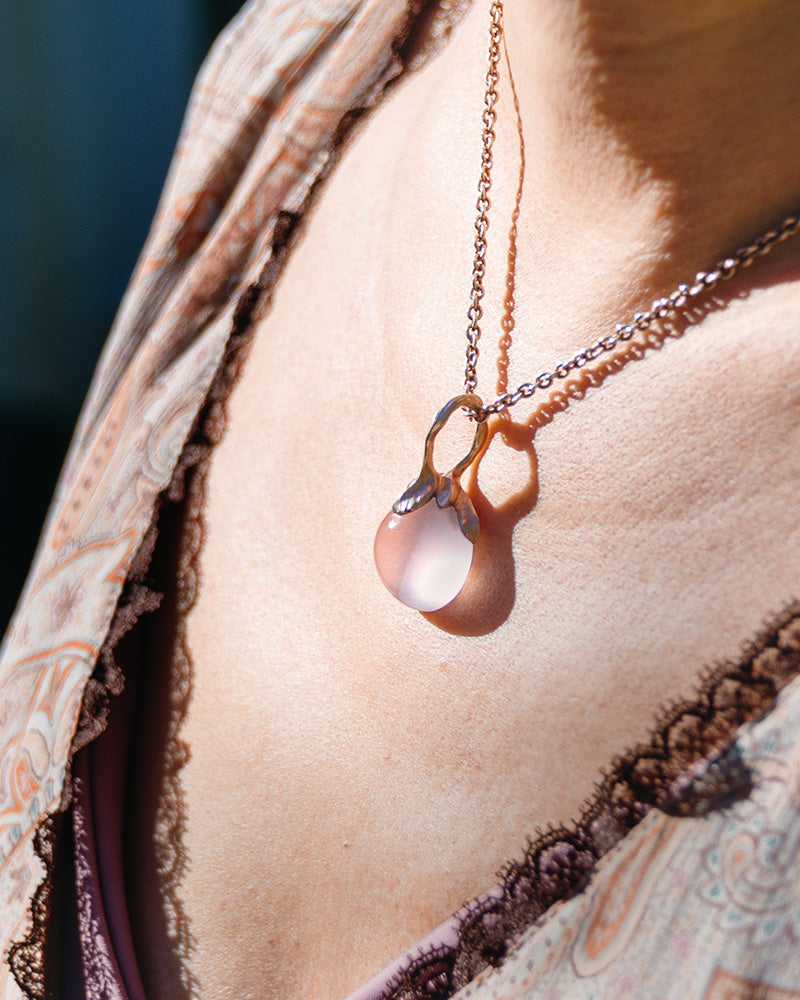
[0,1,418,990]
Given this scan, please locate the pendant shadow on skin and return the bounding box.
[424,417,538,636]
[424,301,725,637]
[423,340,651,636]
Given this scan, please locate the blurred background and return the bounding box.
[1,0,242,635]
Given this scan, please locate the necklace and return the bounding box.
[373,0,800,614]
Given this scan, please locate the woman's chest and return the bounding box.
[131,39,800,993]
[168,197,800,1000]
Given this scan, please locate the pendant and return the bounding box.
[374,395,488,612]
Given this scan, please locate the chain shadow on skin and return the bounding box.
[424,292,745,637]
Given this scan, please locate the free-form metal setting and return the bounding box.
[393,394,488,542]
[380,0,800,617]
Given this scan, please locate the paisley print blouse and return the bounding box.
[1,1,800,998]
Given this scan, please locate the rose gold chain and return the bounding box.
[464,0,800,419]
[464,0,503,395]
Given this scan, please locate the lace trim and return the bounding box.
[381,604,800,1000]
[139,219,299,999]
[15,604,798,999]
[5,2,462,986]
[8,3,799,994]
[7,817,58,999]
[5,207,299,998]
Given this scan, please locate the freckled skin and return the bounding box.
[127,1,800,998]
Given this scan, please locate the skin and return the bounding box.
[128,1,800,998]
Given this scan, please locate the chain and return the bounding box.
[464,0,503,395]
[464,0,800,420]
[480,214,800,417]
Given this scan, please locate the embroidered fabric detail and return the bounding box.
[381,604,800,1000]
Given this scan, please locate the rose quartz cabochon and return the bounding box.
[374,502,474,612]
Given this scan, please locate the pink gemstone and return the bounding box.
[374,502,474,612]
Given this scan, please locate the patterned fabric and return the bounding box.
[374,611,800,999]
[0,2,418,995]
[450,671,800,999]
[1,1,799,999]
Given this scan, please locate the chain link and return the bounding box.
[464,0,503,395]
[464,1,800,420]
[476,213,800,418]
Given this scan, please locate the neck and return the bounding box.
[502,0,800,277]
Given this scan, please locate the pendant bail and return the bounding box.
[392,394,488,541]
